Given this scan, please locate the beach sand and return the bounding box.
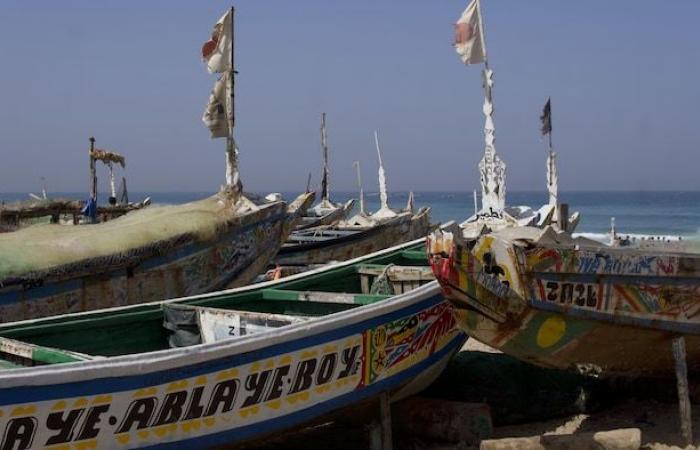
[246,340,697,449]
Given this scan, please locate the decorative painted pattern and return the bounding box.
[0,298,464,449]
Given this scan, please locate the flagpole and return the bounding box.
[476,0,489,70]
[226,6,239,190]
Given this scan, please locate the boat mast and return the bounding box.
[353,160,365,215]
[225,6,240,190]
[374,130,389,212]
[320,112,330,203]
[89,137,97,203]
[474,0,506,215]
[542,97,558,206]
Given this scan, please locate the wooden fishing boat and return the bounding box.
[0,189,313,322]
[277,131,432,266]
[0,238,465,449]
[295,113,356,231]
[0,140,150,232]
[0,8,315,323]
[295,198,355,231]
[278,208,431,266]
[429,225,700,377]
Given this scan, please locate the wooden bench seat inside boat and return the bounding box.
[163,304,311,347]
[357,264,435,294]
[261,289,390,305]
[0,336,98,369]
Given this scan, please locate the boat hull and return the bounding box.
[295,200,355,231]
[0,284,465,449]
[277,212,431,266]
[429,228,700,377]
[0,201,295,323]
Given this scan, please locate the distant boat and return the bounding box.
[0,143,150,232]
[276,130,432,266]
[0,7,314,322]
[295,112,355,231]
[0,237,465,449]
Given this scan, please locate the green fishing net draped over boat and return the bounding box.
[0,194,243,279]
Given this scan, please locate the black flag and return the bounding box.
[540,97,552,136]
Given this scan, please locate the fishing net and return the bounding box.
[0,193,243,280]
[369,264,395,295]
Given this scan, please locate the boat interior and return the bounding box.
[0,244,434,369]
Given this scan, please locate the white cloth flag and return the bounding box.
[202,10,232,74]
[454,0,486,65]
[203,72,229,138]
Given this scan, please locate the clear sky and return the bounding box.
[0,1,699,194]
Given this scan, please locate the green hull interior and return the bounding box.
[0,246,429,362]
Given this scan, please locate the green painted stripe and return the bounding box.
[32,347,85,364]
[0,360,21,369]
[400,250,428,261]
[261,289,389,305]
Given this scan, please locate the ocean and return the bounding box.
[2,191,699,239]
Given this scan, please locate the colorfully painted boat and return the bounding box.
[0,8,316,323]
[0,190,313,323]
[427,0,700,379]
[429,225,700,376]
[0,237,465,449]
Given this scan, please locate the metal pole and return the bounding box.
[672,336,693,446]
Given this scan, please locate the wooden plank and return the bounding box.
[672,336,693,446]
[0,336,94,365]
[356,264,435,281]
[261,289,389,305]
[380,392,393,450]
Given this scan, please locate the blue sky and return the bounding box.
[0,0,699,194]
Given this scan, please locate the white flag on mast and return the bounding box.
[203,72,230,138]
[202,10,232,74]
[454,0,486,65]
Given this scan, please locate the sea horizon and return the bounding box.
[2,190,698,237]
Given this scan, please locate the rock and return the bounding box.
[393,397,492,445]
[479,428,641,450]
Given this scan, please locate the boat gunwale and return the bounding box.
[0,231,434,330]
[0,234,445,385]
[0,196,290,287]
[279,212,416,254]
[0,281,443,387]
